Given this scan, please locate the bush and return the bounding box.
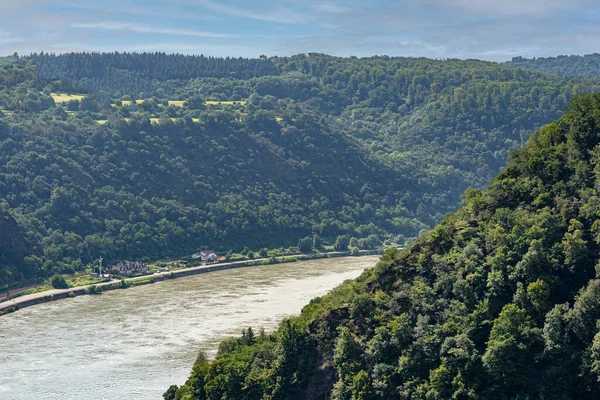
[67,291,75,298]
[298,236,313,253]
[85,285,103,295]
[50,274,69,289]
[334,235,350,251]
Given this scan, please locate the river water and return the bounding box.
[0,255,378,400]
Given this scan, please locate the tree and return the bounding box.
[313,234,322,250]
[186,95,206,110]
[162,385,178,400]
[298,236,313,253]
[243,327,256,345]
[50,274,69,289]
[334,235,349,251]
[482,304,542,391]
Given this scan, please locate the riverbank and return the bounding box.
[0,250,383,316]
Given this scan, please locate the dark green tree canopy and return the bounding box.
[172,95,600,399]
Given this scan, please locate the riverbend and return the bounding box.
[0,255,379,400]
[0,250,382,315]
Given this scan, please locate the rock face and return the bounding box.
[0,210,31,286]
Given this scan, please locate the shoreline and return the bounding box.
[0,250,383,316]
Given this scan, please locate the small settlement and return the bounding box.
[191,250,218,263]
[111,260,148,277]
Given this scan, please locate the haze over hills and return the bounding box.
[1,53,600,289]
[169,92,600,400]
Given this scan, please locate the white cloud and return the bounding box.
[181,0,308,24]
[438,0,583,15]
[316,3,351,14]
[70,22,239,38]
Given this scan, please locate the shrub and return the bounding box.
[85,285,103,294]
[50,274,69,289]
[298,236,314,253]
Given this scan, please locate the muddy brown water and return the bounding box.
[0,256,379,399]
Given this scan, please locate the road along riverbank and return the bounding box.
[0,249,383,316]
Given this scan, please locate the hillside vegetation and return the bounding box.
[1,53,600,287]
[508,54,600,78]
[170,94,600,399]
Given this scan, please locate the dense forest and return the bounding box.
[169,94,600,399]
[508,54,600,78]
[1,52,600,287]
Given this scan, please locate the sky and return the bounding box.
[0,0,599,61]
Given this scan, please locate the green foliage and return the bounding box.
[334,235,350,251]
[4,54,600,287]
[50,274,69,289]
[174,94,600,399]
[508,54,600,78]
[163,385,178,400]
[84,284,103,295]
[298,236,313,253]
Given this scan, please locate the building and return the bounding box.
[112,260,148,276]
[192,250,218,262]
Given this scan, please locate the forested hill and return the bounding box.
[170,95,600,399]
[0,209,34,286]
[508,54,600,78]
[31,52,279,84]
[1,53,600,287]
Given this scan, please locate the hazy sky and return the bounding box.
[1,0,599,61]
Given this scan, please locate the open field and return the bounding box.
[205,100,245,105]
[114,100,245,107]
[51,93,85,102]
[119,100,144,106]
[96,117,200,125]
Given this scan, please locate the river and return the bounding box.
[0,255,379,399]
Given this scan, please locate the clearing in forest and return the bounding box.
[51,93,85,102]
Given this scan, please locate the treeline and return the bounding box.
[169,95,600,399]
[29,52,280,97]
[508,54,600,78]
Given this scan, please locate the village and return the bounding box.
[97,250,223,279]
